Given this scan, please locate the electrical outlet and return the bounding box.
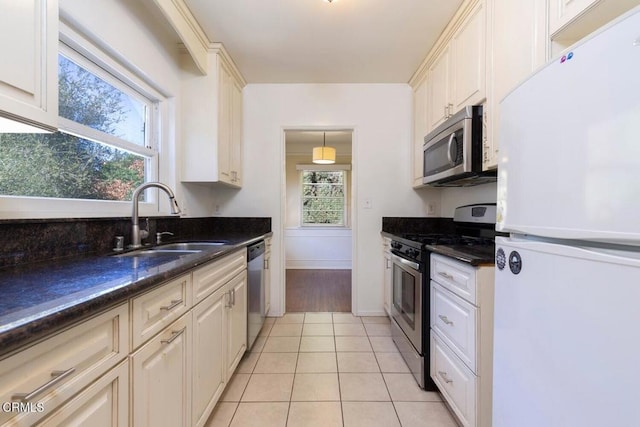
[426,202,436,216]
[213,204,222,215]
[363,198,373,209]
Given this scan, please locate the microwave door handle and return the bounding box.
[446,133,456,166]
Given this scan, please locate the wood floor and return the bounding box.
[285,269,351,312]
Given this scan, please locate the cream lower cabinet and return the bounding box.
[192,285,226,427]
[191,249,248,427]
[430,254,494,427]
[382,237,392,316]
[0,303,129,426]
[225,271,247,379]
[264,238,272,316]
[35,361,129,427]
[131,313,193,427]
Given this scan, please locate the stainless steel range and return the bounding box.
[389,204,497,390]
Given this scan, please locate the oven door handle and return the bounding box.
[390,253,421,271]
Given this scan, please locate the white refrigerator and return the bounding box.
[494,6,640,427]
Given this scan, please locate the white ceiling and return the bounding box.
[182,0,464,83]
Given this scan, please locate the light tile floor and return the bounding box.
[205,313,459,427]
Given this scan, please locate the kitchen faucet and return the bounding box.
[130,182,181,248]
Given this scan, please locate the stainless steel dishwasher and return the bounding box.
[247,240,266,350]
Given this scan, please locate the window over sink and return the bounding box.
[0,23,169,219]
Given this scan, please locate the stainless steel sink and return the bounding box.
[156,241,229,251]
[115,248,201,258]
[114,241,229,258]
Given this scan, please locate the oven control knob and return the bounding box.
[408,249,419,258]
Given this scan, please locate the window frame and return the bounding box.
[0,23,168,219]
[297,164,351,228]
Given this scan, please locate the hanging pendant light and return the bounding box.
[312,132,336,164]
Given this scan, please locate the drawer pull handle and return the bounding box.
[438,272,454,280]
[438,315,454,326]
[226,291,233,308]
[12,367,76,402]
[161,327,185,345]
[160,299,183,311]
[438,370,454,384]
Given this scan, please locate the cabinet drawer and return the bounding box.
[431,331,476,427]
[431,254,477,304]
[131,274,192,350]
[193,249,246,304]
[0,303,128,426]
[431,281,477,372]
[35,360,129,427]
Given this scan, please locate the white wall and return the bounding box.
[210,84,441,316]
[284,228,352,269]
[440,182,497,217]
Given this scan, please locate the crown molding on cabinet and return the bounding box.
[408,0,479,88]
[151,0,210,75]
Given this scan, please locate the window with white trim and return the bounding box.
[299,168,348,226]
[0,44,158,202]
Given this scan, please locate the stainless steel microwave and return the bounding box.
[422,105,496,187]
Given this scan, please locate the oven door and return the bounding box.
[390,252,423,352]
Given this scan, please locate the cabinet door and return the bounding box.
[426,45,451,132]
[192,286,227,427]
[36,362,129,427]
[0,0,57,132]
[264,246,271,315]
[226,270,247,379]
[485,0,547,170]
[132,313,192,427]
[412,77,428,187]
[450,0,487,111]
[230,79,243,187]
[383,251,392,316]
[549,0,599,34]
[217,61,233,185]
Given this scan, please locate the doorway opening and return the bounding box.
[283,130,353,312]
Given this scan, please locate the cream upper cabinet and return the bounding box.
[426,44,451,132]
[549,0,599,33]
[181,44,245,187]
[450,0,487,112]
[484,0,547,169]
[0,0,58,132]
[426,0,487,133]
[412,75,428,188]
[548,0,640,55]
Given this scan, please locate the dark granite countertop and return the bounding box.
[0,231,272,358]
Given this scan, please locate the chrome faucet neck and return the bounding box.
[130,182,181,248]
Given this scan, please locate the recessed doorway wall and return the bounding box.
[284,130,353,312]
